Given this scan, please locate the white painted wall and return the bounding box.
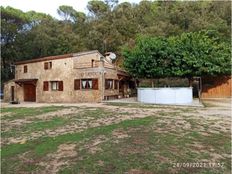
[138,88,193,104]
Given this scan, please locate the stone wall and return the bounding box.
[13,54,104,103]
[73,53,101,69]
[69,69,103,103]
[104,68,120,97]
[5,52,129,103]
[3,80,15,102]
[16,57,75,102]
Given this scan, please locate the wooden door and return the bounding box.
[24,84,36,101]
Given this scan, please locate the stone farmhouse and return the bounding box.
[4,50,135,103]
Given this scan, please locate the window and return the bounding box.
[76,79,98,90]
[105,79,113,89]
[114,80,119,89]
[23,65,27,73]
[44,62,52,70]
[51,81,58,91]
[91,59,95,67]
[81,79,92,89]
[51,81,63,91]
[43,81,49,91]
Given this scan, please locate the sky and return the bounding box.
[0,0,142,19]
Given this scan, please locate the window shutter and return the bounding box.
[43,81,49,91]
[58,81,63,91]
[49,62,52,69]
[44,62,48,70]
[92,79,98,90]
[74,79,80,90]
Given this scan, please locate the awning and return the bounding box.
[117,70,129,76]
[117,74,131,81]
[14,79,38,86]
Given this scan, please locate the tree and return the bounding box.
[171,31,231,85]
[123,31,231,86]
[17,18,86,59]
[1,1,231,87]
[57,5,78,22]
[123,36,172,79]
[1,7,29,62]
[87,1,109,18]
[104,0,119,9]
[1,6,29,85]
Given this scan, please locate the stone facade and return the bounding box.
[3,80,16,102]
[4,50,132,103]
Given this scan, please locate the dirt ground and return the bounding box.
[1,98,231,144]
[1,98,231,174]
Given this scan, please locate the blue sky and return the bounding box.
[0,0,142,19]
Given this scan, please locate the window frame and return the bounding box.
[91,59,95,68]
[75,79,98,90]
[23,65,28,73]
[44,62,52,70]
[81,79,93,90]
[51,81,59,91]
[105,79,113,90]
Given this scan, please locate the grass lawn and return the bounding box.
[1,102,231,174]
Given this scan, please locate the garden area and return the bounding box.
[1,100,231,174]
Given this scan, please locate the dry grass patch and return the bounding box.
[1,102,231,174]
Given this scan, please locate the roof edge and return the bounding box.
[72,50,102,57]
[15,50,101,65]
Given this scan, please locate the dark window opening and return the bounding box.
[91,59,95,67]
[81,79,92,89]
[44,62,52,70]
[23,65,28,73]
[105,79,113,89]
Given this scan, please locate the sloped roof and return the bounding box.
[15,50,101,65]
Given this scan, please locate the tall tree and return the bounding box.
[1,6,30,84]
[171,31,231,85]
[87,1,109,18]
[57,5,78,22]
[123,31,231,86]
[1,1,231,87]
